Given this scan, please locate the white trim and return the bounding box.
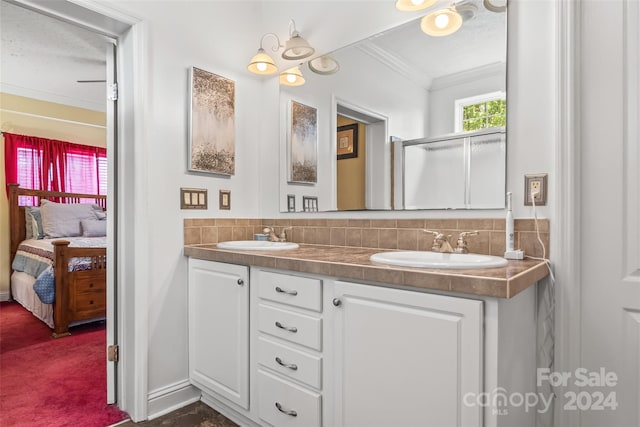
[0,108,106,129]
[0,291,10,302]
[357,41,433,89]
[147,380,201,420]
[430,62,505,91]
[554,1,582,427]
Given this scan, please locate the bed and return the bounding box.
[8,183,107,338]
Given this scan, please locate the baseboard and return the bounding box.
[147,380,201,420]
[0,292,10,302]
[201,392,261,427]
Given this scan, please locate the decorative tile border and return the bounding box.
[184,217,550,258]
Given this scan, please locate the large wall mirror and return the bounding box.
[279,1,507,212]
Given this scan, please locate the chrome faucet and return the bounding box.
[454,231,480,254]
[423,230,454,253]
[263,226,292,242]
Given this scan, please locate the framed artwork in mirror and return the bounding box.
[289,100,318,184]
[188,66,235,175]
[337,123,358,160]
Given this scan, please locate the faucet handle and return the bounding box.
[455,230,480,254]
[423,230,449,252]
[279,227,292,242]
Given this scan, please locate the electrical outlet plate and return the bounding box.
[524,174,548,206]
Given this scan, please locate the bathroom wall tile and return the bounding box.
[303,227,318,245]
[315,228,332,246]
[489,231,506,257]
[458,219,494,231]
[361,229,380,249]
[234,219,249,226]
[248,219,262,225]
[217,227,233,243]
[515,219,549,233]
[294,260,332,276]
[450,276,505,298]
[424,219,458,230]
[466,231,490,255]
[519,232,550,258]
[184,227,202,245]
[326,219,348,227]
[287,227,303,244]
[251,256,276,269]
[330,228,346,246]
[397,219,425,229]
[232,227,247,241]
[370,219,397,228]
[307,219,329,227]
[184,219,195,227]
[418,231,434,251]
[275,219,292,226]
[216,218,237,226]
[403,272,450,291]
[347,219,370,228]
[331,263,364,280]
[378,228,398,249]
[201,227,218,244]
[346,228,363,247]
[397,229,418,250]
[493,219,506,231]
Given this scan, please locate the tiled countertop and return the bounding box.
[184,244,549,299]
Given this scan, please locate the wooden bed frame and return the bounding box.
[8,183,107,338]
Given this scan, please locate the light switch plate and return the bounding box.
[180,188,207,209]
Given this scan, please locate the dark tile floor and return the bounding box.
[115,402,237,427]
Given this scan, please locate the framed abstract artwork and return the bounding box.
[188,66,235,175]
[289,100,317,184]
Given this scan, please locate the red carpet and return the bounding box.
[0,302,128,427]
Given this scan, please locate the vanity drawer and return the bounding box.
[258,270,322,312]
[258,369,321,427]
[258,336,322,389]
[258,304,322,351]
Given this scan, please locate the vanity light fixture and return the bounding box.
[483,0,507,13]
[420,7,463,37]
[282,19,315,60]
[308,55,340,75]
[395,0,437,11]
[279,65,305,86]
[247,33,281,75]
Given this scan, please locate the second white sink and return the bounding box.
[370,251,508,269]
[217,240,299,251]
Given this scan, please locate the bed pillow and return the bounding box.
[24,206,44,240]
[40,199,99,238]
[81,219,107,237]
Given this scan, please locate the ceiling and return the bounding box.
[0,1,107,112]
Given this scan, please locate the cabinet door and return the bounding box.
[188,259,249,409]
[332,281,483,427]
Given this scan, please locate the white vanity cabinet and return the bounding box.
[328,280,483,427]
[188,259,249,410]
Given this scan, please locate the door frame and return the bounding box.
[6,0,150,421]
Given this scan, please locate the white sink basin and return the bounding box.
[370,251,508,269]
[216,240,299,251]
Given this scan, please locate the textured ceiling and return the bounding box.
[0,1,107,111]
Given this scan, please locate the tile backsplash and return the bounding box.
[184,217,550,258]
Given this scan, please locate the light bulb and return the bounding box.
[435,13,450,29]
[256,62,267,72]
[411,0,424,5]
[286,74,297,83]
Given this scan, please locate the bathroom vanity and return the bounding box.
[185,243,548,427]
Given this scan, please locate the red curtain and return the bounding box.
[3,133,107,201]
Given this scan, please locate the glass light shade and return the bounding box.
[308,55,340,75]
[421,8,463,37]
[395,0,437,11]
[282,35,315,60]
[247,48,278,75]
[279,66,305,86]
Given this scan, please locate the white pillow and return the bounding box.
[40,200,100,238]
[81,219,107,237]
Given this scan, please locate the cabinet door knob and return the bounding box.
[275,321,298,333]
[333,298,342,307]
[275,402,297,417]
[237,278,244,286]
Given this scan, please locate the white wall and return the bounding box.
[100,0,556,416]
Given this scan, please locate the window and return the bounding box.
[3,133,106,205]
[454,92,506,133]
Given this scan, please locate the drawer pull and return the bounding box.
[275,321,298,333]
[275,356,298,371]
[237,279,244,286]
[275,286,298,296]
[275,402,297,417]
